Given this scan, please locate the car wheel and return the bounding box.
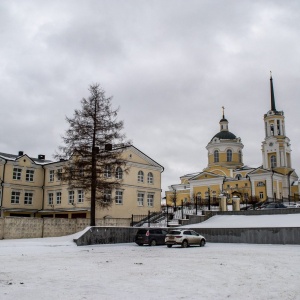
[137,243,143,246]
[150,239,157,246]
[167,244,172,248]
[181,240,188,248]
[200,239,205,247]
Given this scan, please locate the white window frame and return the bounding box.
[104,165,112,178]
[115,190,123,205]
[56,191,62,205]
[26,169,34,182]
[11,190,21,204]
[103,189,111,203]
[49,170,55,182]
[137,192,144,206]
[259,192,264,199]
[24,191,33,205]
[13,168,22,180]
[68,190,75,204]
[115,167,123,180]
[147,194,154,207]
[138,171,144,183]
[48,192,54,205]
[147,172,153,184]
[57,169,62,181]
[77,190,84,203]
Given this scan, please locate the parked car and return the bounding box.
[261,202,287,209]
[135,228,168,246]
[165,229,206,248]
[284,202,300,208]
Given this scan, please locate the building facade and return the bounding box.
[166,76,299,206]
[0,146,163,219]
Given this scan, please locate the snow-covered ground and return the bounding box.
[1,215,300,300]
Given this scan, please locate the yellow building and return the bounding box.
[0,146,163,219]
[166,76,299,206]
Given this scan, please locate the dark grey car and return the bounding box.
[135,228,168,246]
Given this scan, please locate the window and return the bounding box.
[147,172,153,184]
[104,165,112,178]
[49,170,55,182]
[57,169,62,181]
[115,167,123,179]
[271,155,277,168]
[277,120,281,135]
[78,190,84,203]
[235,174,242,180]
[115,190,123,204]
[68,190,75,204]
[137,193,144,206]
[147,194,154,207]
[48,193,54,205]
[214,150,219,163]
[227,149,232,162]
[56,192,61,205]
[138,171,144,182]
[24,192,33,205]
[257,181,265,187]
[270,124,274,135]
[26,170,34,182]
[103,189,111,203]
[259,192,264,199]
[11,191,20,204]
[13,168,22,180]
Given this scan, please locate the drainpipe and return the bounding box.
[41,165,46,212]
[0,159,8,217]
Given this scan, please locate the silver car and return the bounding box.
[165,229,206,248]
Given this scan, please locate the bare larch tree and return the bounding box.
[56,83,130,226]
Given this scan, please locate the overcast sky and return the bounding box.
[1,0,299,194]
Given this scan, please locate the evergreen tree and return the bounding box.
[56,83,130,226]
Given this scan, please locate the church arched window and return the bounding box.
[214,150,219,163]
[238,150,242,163]
[227,149,232,162]
[235,174,242,180]
[271,155,277,168]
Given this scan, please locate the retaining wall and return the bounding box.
[74,226,300,246]
[0,217,131,239]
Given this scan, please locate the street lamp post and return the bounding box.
[208,187,211,211]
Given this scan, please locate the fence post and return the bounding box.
[148,210,150,227]
[131,214,133,227]
[181,200,183,219]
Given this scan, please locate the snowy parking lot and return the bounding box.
[1,228,300,300]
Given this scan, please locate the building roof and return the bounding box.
[211,131,237,141]
[0,152,52,165]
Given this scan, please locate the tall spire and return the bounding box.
[270,71,276,111]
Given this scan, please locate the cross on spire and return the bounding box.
[222,106,225,119]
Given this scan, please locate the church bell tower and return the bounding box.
[261,73,293,173]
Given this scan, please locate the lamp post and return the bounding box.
[208,187,211,211]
